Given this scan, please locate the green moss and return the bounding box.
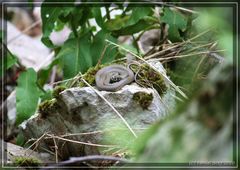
[52,85,66,98]
[112,59,127,66]
[133,64,167,95]
[133,92,153,109]
[13,156,41,167]
[79,64,105,87]
[38,99,58,118]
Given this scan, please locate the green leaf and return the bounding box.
[0,45,18,78]
[7,51,17,69]
[92,7,105,29]
[16,68,40,125]
[40,90,53,102]
[105,15,130,31]
[53,19,65,32]
[90,30,118,65]
[113,18,155,36]
[41,1,75,47]
[126,7,153,27]
[78,7,92,26]
[161,8,188,42]
[58,33,92,79]
[105,7,153,32]
[41,6,63,47]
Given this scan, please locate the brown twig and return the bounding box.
[97,44,109,66]
[46,133,118,148]
[41,155,130,169]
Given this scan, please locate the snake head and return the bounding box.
[110,74,122,84]
[95,64,134,91]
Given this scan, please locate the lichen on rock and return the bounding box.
[38,99,58,118]
[131,64,167,95]
[79,64,104,87]
[13,156,41,167]
[52,85,66,99]
[133,92,153,109]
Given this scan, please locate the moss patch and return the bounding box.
[13,156,41,167]
[132,64,167,96]
[38,99,58,118]
[79,64,104,87]
[52,85,66,99]
[133,92,153,109]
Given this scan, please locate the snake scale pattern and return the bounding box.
[95,64,134,91]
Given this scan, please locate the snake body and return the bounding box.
[95,65,134,91]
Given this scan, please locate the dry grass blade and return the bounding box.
[174,6,199,14]
[45,134,117,148]
[79,74,138,138]
[105,39,188,99]
[50,77,78,85]
[152,50,226,62]
[42,155,130,169]
[145,29,211,60]
[59,128,146,138]
[60,130,103,137]
[186,41,217,53]
[52,137,58,163]
[25,133,47,155]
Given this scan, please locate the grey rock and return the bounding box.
[20,62,175,160]
[0,139,54,165]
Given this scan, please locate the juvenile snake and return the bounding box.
[95,64,135,91]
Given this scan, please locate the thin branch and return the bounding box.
[46,134,117,148]
[61,130,103,137]
[132,35,140,54]
[49,77,78,86]
[87,20,94,38]
[59,127,146,138]
[41,155,130,169]
[50,66,57,85]
[151,41,217,60]
[174,6,199,14]
[97,44,109,66]
[25,133,47,155]
[52,137,58,164]
[105,6,111,20]
[70,14,78,38]
[185,41,217,53]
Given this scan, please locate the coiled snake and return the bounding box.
[95,64,135,91]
